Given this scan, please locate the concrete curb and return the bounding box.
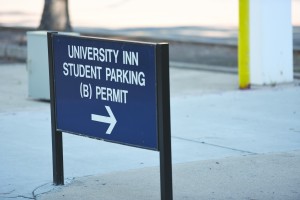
[0,26,299,78]
[1,43,299,78]
[0,44,26,61]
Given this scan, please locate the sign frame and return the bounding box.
[47,32,173,200]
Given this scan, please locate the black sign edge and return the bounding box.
[51,33,167,152]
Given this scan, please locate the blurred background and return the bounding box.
[0,0,299,29]
[1,0,299,74]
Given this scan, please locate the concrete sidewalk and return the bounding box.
[38,82,300,200]
[0,62,300,199]
[38,151,300,200]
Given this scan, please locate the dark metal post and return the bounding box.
[47,32,64,185]
[156,43,173,200]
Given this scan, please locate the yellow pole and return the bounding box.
[238,0,250,89]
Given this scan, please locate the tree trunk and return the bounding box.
[39,0,72,31]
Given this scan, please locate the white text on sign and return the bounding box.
[61,44,144,104]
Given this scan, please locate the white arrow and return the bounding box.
[91,106,117,134]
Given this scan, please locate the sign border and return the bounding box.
[52,33,159,150]
[48,32,173,199]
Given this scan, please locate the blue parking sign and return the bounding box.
[51,34,159,150]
